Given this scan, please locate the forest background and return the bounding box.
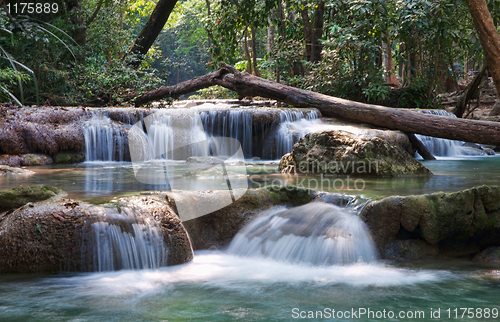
[0,0,498,110]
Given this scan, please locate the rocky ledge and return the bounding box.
[360,185,500,260]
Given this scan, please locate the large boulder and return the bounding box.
[0,193,193,273]
[360,185,500,259]
[279,130,431,177]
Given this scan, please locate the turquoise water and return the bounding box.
[1,156,499,202]
[1,156,500,321]
[0,253,499,321]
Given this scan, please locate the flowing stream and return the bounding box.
[1,105,499,321]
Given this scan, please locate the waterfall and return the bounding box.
[416,110,489,157]
[200,108,320,159]
[84,105,320,161]
[227,202,377,266]
[91,221,168,272]
[264,110,321,159]
[83,113,128,162]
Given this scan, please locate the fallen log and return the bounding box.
[135,63,500,146]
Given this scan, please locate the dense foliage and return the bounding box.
[0,0,498,106]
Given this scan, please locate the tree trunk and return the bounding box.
[205,0,213,62]
[267,10,275,54]
[466,0,500,97]
[244,29,252,74]
[86,0,104,26]
[251,27,261,77]
[66,0,86,62]
[311,1,324,63]
[135,64,500,146]
[452,63,487,117]
[301,3,312,62]
[382,34,400,87]
[407,133,436,160]
[127,0,177,67]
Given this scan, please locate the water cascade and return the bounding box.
[91,221,168,272]
[263,110,320,159]
[83,105,320,161]
[83,113,128,161]
[200,108,320,159]
[227,202,377,265]
[416,110,490,157]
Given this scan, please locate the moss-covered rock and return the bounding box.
[0,185,62,212]
[360,185,500,258]
[279,130,432,177]
[53,151,86,164]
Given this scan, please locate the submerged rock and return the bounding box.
[0,193,193,273]
[384,240,439,261]
[0,185,62,212]
[0,165,34,176]
[473,247,500,263]
[360,185,500,259]
[279,130,432,177]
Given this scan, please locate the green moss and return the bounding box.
[0,185,62,212]
[53,151,85,164]
[263,185,313,206]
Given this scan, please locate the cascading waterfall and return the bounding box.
[91,221,168,272]
[83,106,324,161]
[265,110,321,159]
[227,202,377,265]
[200,108,320,159]
[416,110,489,157]
[83,113,128,161]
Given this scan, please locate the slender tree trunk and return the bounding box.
[301,4,312,62]
[205,0,213,62]
[466,0,500,96]
[452,63,488,117]
[244,29,252,74]
[382,34,400,87]
[251,27,261,77]
[267,10,275,54]
[127,0,177,67]
[311,1,325,63]
[66,0,86,62]
[86,0,104,26]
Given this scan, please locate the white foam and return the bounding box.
[59,251,450,297]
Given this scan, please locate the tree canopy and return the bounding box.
[0,0,499,107]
